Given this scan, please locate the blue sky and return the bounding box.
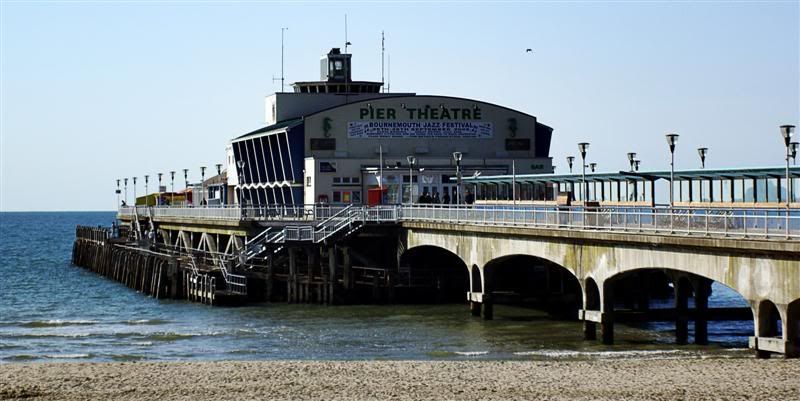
[1,1,798,211]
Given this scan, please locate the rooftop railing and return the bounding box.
[118,204,800,240]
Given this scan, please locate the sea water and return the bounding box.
[0,212,752,363]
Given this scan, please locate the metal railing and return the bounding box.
[119,204,800,240]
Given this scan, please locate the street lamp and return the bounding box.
[781,125,795,215]
[144,175,149,200]
[666,133,679,208]
[170,171,175,206]
[132,176,137,205]
[566,156,575,173]
[578,143,589,202]
[589,163,597,172]
[627,152,637,172]
[697,147,708,169]
[634,160,641,172]
[116,179,121,208]
[589,163,597,201]
[124,178,128,205]
[200,166,206,206]
[237,160,246,206]
[216,163,223,205]
[406,155,416,205]
[791,142,799,165]
[453,152,463,204]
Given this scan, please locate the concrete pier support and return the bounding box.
[601,287,614,345]
[288,248,298,303]
[693,278,712,345]
[342,246,352,290]
[483,298,494,320]
[675,278,691,345]
[584,321,597,341]
[470,301,481,316]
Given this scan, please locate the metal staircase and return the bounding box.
[283,205,366,243]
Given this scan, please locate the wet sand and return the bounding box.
[1,358,798,400]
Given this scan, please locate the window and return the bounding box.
[333,191,341,202]
[352,177,360,184]
[334,60,343,70]
[306,176,312,187]
[333,177,341,184]
[342,177,351,184]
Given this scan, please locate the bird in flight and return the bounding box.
[526,48,533,53]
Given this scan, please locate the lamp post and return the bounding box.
[116,179,121,208]
[132,177,137,205]
[453,152,463,204]
[566,156,575,198]
[200,166,206,206]
[634,160,641,172]
[781,125,795,234]
[406,156,416,205]
[634,160,641,201]
[697,147,708,169]
[216,164,223,205]
[578,143,589,203]
[124,178,128,205]
[666,133,679,232]
[666,134,679,207]
[144,174,149,200]
[170,171,175,206]
[627,152,637,172]
[791,142,799,166]
[157,173,163,206]
[237,160,245,206]
[589,163,597,201]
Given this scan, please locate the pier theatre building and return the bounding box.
[226,48,554,205]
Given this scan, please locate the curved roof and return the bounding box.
[303,94,550,129]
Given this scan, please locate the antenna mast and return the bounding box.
[344,14,349,93]
[381,31,385,92]
[272,27,288,92]
[387,54,391,93]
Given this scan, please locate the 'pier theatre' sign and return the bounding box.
[348,105,493,139]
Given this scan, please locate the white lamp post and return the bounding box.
[407,155,416,205]
[453,152,463,204]
[578,143,589,202]
[169,171,175,206]
[200,166,206,206]
[666,134,679,207]
[781,125,795,235]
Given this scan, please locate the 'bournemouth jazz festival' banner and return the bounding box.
[347,121,493,139]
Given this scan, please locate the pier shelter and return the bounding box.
[465,166,800,208]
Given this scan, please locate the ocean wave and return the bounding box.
[512,349,687,359]
[123,319,170,325]
[0,332,93,339]
[454,351,489,356]
[3,354,39,361]
[131,341,153,346]
[44,353,91,359]
[19,320,98,328]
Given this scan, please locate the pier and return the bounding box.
[72,191,800,358]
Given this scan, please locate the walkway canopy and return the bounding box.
[463,166,800,208]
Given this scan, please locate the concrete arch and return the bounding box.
[584,277,600,310]
[402,244,470,274]
[471,265,482,293]
[399,244,470,302]
[756,299,783,338]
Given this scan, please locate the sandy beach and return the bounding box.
[1,358,798,400]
